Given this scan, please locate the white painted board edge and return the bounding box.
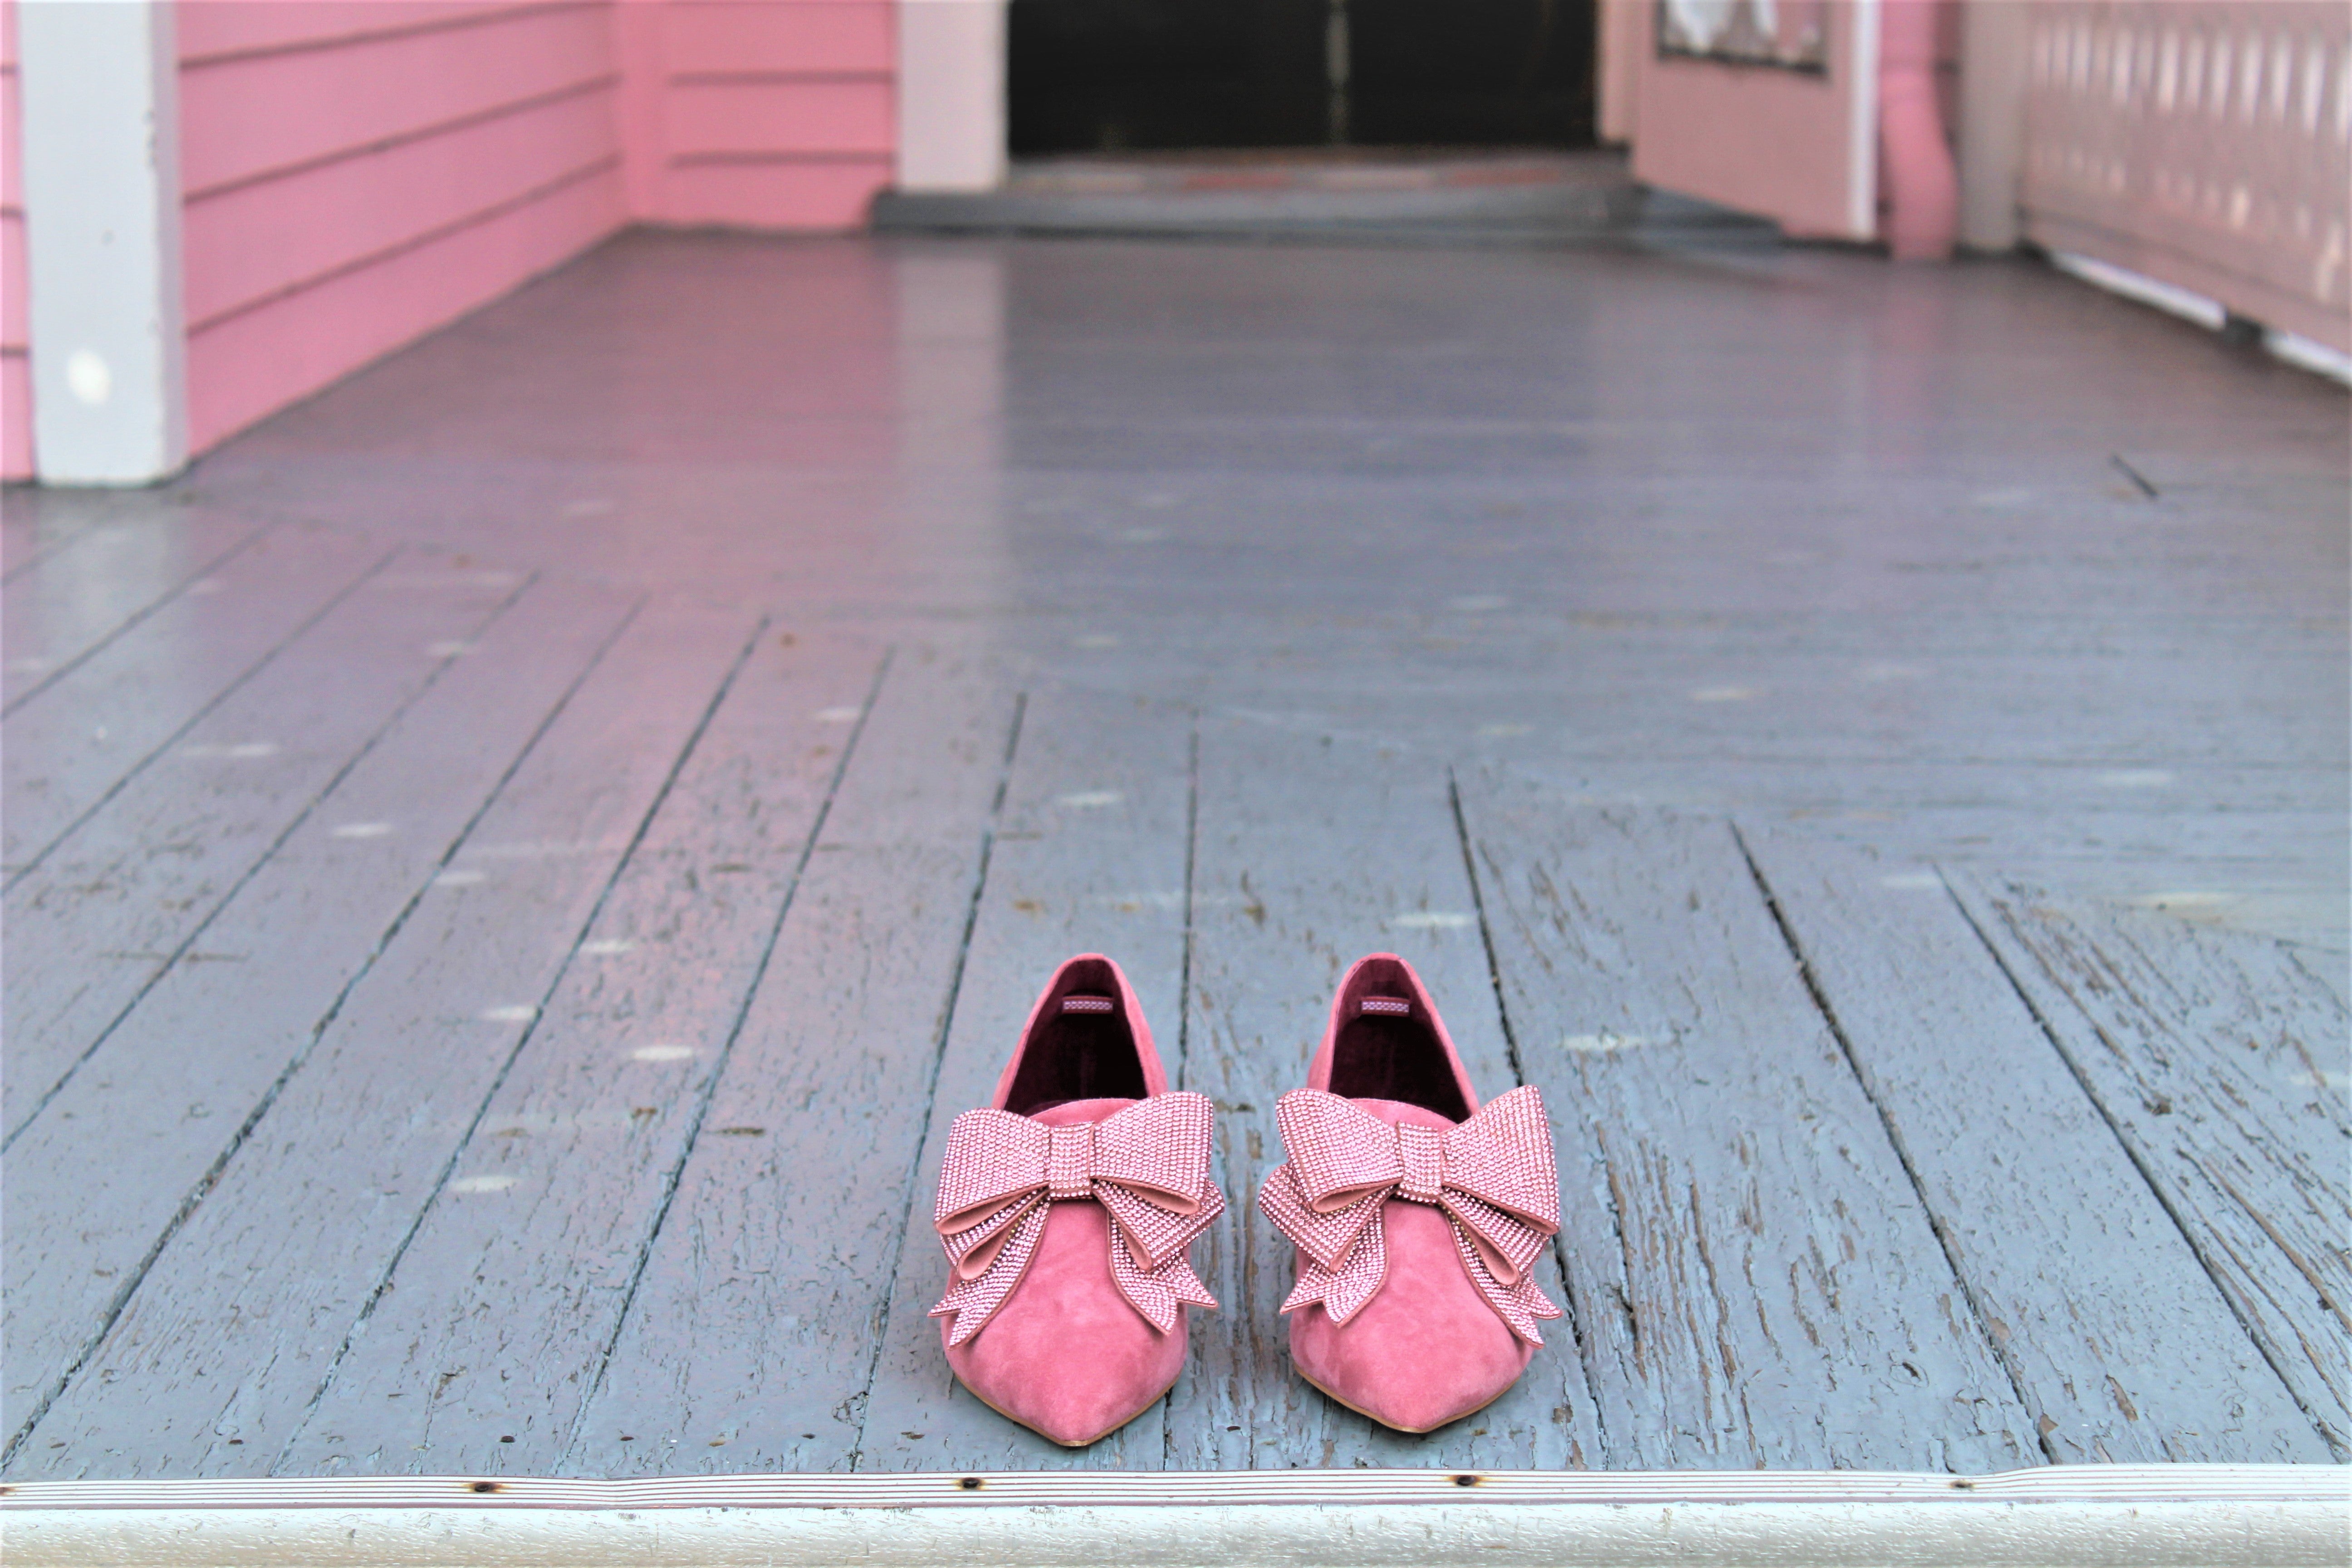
[1845,0,1883,241]
[4,1465,2345,1568]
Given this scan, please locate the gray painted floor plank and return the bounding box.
[0,495,165,584]
[1,523,392,876]
[1164,724,1599,1470]
[1456,783,2034,1471]
[268,628,887,1477]
[10,600,760,1480]
[1741,830,2329,1464]
[0,578,644,1473]
[1950,877,2351,1458]
[1,557,530,1139]
[566,646,1019,1476]
[0,514,79,582]
[1,514,269,710]
[853,686,1195,1473]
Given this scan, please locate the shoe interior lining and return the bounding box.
[1004,959,1148,1116]
[1327,962,1471,1122]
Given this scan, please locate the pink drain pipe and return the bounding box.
[1878,0,1959,260]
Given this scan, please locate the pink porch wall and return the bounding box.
[2,0,29,481]
[12,1,899,466]
[179,1,632,452]
[615,0,895,230]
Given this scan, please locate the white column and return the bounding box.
[895,0,1006,194]
[1956,0,2031,253]
[17,0,188,485]
[1594,0,1644,146]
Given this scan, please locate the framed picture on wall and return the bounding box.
[1655,0,1828,73]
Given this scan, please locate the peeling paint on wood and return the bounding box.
[1950,877,2351,1458]
[1741,831,2329,1463]
[1457,786,2034,1471]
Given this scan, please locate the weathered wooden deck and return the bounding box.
[2,232,2344,1480]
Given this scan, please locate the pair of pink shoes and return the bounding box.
[929,953,1563,1447]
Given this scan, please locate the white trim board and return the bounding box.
[14,0,189,485]
[1843,0,1883,241]
[4,1466,2342,1567]
[896,0,1007,193]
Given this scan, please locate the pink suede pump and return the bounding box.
[929,955,1222,1447]
[1259,954,1563,1433]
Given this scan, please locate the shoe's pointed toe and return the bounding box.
[1287,1200,1532,1433]
[943,1197,1187,1446]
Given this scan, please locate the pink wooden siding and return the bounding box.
[619,0,894,230]
[8,1,897,469]
[179,1,631,451]
[2,0,29,481]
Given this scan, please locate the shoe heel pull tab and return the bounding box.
[1360,996,1412,1016]
[1062,994,1116,1014]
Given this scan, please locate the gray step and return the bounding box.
[871,151,1774,246]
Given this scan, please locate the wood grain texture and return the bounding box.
[8,599,759,1480]
[566,645,1019,1477]
[1,514,267,710]
[1741,830,2330,1463]
[1,558,529,1140]
[852,686,1195,1473]
[1950,877,2352,1458]
[1,524,391,877]
[1162,723,1600,1471]
[267,628,886,1477]
[0,578,640,1472]
[1457,784,2034,1471]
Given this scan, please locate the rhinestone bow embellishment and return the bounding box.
[1258,1085,1563,1343]
[931,1092,1224,1346]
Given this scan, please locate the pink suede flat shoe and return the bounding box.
[1259,953,1563,1434]
[930,954,1223,1447]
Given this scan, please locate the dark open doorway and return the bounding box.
[1007,0,1598,157]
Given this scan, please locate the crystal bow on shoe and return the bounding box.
[930,1092,1224,1346]
[1258,1085,1563,1343]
